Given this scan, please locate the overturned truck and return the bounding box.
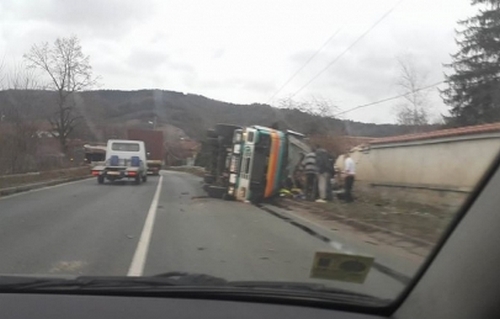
[203,124,310,202]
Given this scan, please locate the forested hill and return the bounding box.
[0,89,438,141]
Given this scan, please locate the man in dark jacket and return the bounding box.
[301,150,317,201]
[326,152,336,201]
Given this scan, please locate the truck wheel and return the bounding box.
[215,124,241,140]
[203,174,215,184]
[134,176,141,185]
[97,175,104,184]
[206,129,218,138]
[206,185,226,199]
[206,137,219,147]
[142,174,147,182]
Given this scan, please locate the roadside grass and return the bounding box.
[278,196,453,245]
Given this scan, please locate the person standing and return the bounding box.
[292,153,305,189]
[326,152,336,201]
[315,148,330,203]
[301,150,317,201]
[343,152,356,203]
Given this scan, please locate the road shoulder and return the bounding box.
[260,203,424,282]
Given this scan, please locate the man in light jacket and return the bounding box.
[343,152,356,203]
[315,147,330,203]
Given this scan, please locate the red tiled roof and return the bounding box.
[309,135,375,155]
[370,122,500,145]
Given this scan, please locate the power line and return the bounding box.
[333,81,445,117]
[266,27,343,104]
[289,0,405,99]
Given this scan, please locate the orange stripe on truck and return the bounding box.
[264,130,280,198]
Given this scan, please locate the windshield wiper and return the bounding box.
[152,271,228,285]
[154,275,389,304]
[226,280,386,303]
[0,273,229,291]
[0,274,388,305]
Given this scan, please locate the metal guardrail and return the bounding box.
[0,166,89,179]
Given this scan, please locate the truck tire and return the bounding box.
[215,124,241,139]
[206,129,218,138]
[134,175,141,185]
[215,124,241,146]
[206,185,226,199]
[97,175,104,184]
[206,137,219,147]
[203,174,215,184]
[142,174,147,182]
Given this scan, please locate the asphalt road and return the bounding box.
[0,171,414,299]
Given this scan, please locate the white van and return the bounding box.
[91,139,148,185]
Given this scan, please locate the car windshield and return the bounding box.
[0,0,499,307]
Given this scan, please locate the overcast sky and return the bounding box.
[0,0,477,124]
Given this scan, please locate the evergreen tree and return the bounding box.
[442,0,500,126]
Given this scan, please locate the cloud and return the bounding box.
[2,0,156,39]
[241,80,275,93]
[287,44,398,102]
[0,0,478,124]
[281,11,459,123]
[127,49,169,70]
[198,78,274,93]
[211,48,225,60]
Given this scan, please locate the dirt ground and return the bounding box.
[276,193,456,245]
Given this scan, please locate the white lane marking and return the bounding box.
[0,177,93,201]
[127,175,163,276]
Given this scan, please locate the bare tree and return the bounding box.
[393,54,430,128]
[309,96,339,117]
[277,96,307,112]
[23,36,98,154]
[277,95,338,117]
[275,96,339,135]
[0,64,41,173]
[7,64,41,91]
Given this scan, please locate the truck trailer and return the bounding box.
[127,129,165,175]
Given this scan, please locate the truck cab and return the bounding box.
[91,139,148,185]
[203,124,290,202]
[230,126,287,202]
